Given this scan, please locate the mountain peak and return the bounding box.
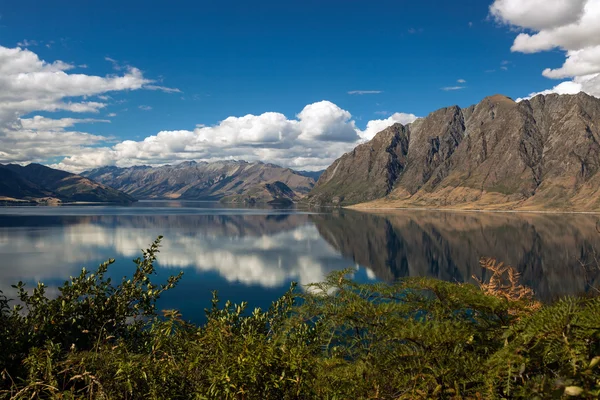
[482,94,516,105]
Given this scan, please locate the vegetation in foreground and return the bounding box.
[0,238,599,399]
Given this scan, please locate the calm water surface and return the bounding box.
[1,201,599,323]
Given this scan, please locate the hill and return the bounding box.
[0,163,136,204]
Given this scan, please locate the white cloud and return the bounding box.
[457,79,467,83]
[542,45,600,78]
[347,90,383,95]
[17,39,39,47]
[359,112,419,141]
[20,116,110,130]
[490,0,587,30]
[53,101,418,173]
[0,45,173,164]
[491,0,600,97]
[145,85,182,93]
[441,86,466,91]
[107,113,117,117]
[104,56,122,70]
[516,73,599,101]
[139,105,153,111]
[297,101,359,142]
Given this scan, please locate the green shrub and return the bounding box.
[0,238,598,399]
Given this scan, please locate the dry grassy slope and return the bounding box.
[83,161,315,203]
[308,92,600,211]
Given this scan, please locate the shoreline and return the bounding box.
[347,205,600,215]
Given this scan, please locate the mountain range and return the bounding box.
[0,164,136,204]
[307,92,600,211]
[82,161,321,204]
[3,92,600,211]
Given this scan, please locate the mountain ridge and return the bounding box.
[0,163,136,204]
[82,160,321,204]
[306,92,600,211]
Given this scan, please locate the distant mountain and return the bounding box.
[0,167,54,200]
[306,92,600,211]
[82,160,316,204]
[0,163,136,204]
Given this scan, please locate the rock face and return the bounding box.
[306,92,600,211]
[0,164,136,204]
[83,161,316,204]
[307,124,410,205]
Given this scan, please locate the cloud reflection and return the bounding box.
[0,214,357,294]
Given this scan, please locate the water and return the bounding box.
[1,201,599,324]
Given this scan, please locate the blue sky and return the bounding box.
[0,0,597,171]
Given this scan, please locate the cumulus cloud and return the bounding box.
[0,45,175,164]
[359,112,419,141]
[138,105,153,111]
[297,101,359,142]
[53,101,419,173]
[490,0,587,30]
[491,0,600,98]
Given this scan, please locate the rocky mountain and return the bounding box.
[0,164,136,204]
[82,160,316,204]
[307,92,600,211]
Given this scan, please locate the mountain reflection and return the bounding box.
[1,209,599,302]
[311,210,600,301]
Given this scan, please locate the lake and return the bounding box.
[1,201,599,324]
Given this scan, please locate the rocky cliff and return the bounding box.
[83,161,316,204]
[306,92,600,211]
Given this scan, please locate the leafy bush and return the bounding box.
[0,238,598,399]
